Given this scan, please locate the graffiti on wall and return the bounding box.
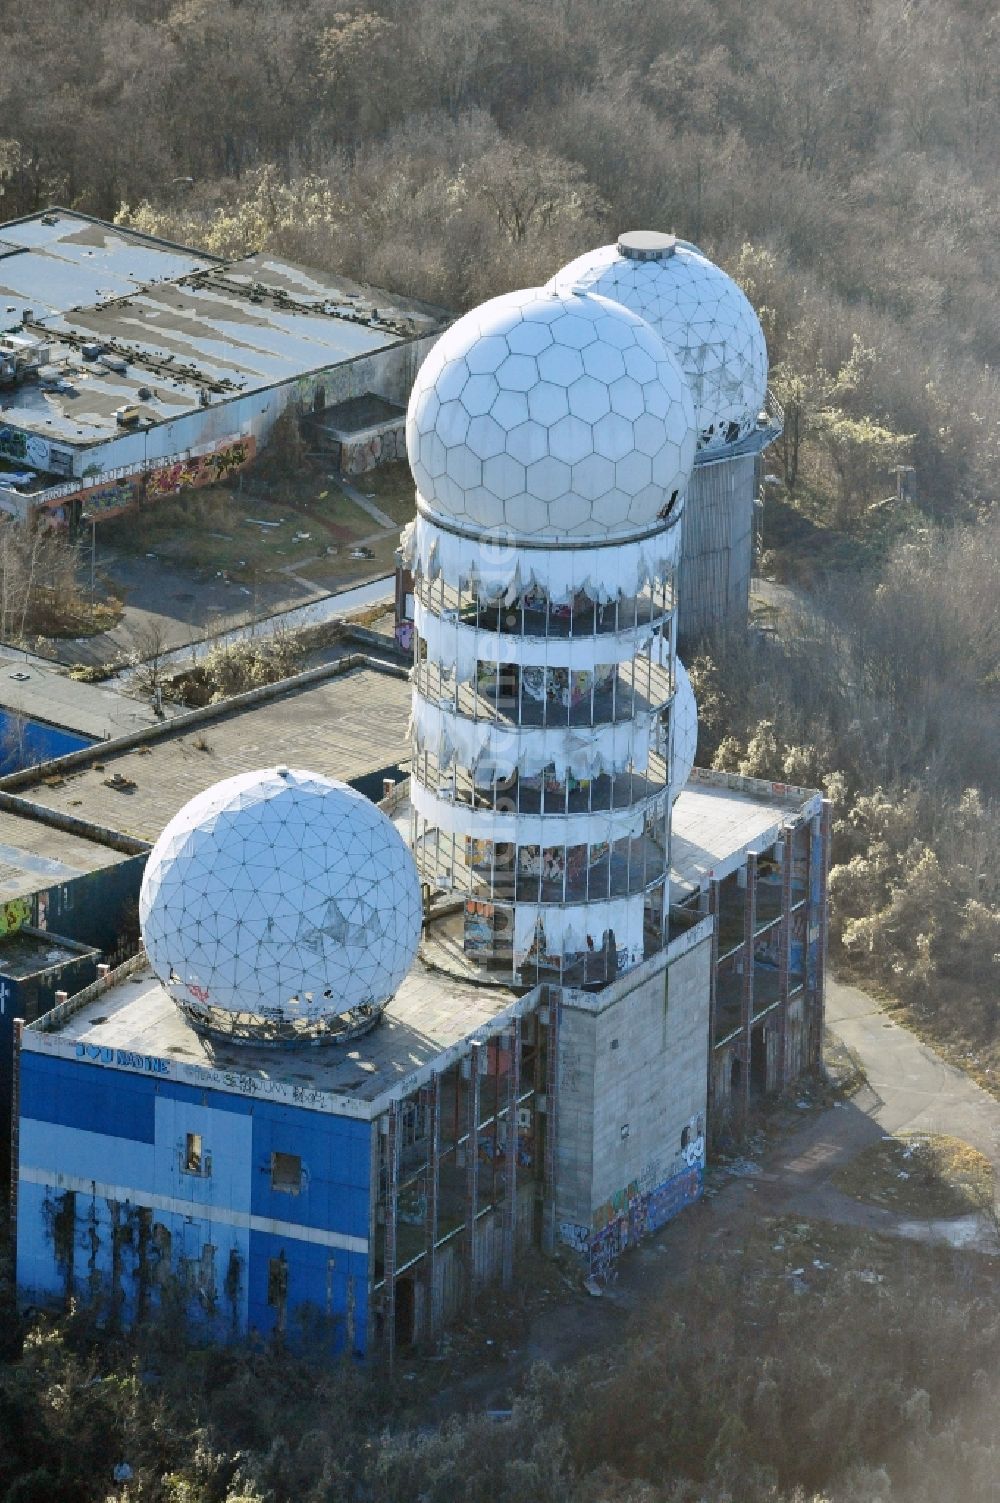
[0,427,28,463]
[394,620,414,653]
[78,478,140,521]
[558,1221,590,1255]
[41,436,259,528]
[587,1163,704,1277]
[58,1034,350,1116]
[566,1116,708,1276]
[1,427,51,474]
[147,435,256,498]
[0,897,30,937]
[41,475,141,526]
[754,906,807,973]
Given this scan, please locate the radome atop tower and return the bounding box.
[548,238,768,453]
[405,286,696,544]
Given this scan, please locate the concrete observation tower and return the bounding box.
[403,286,701,986]
[549,232,782,640]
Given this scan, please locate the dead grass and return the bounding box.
[30,590,125,639]
[99,484,376,579]
[294,529,400,590]
[354,459,418,526]
[833,1132,993,1218]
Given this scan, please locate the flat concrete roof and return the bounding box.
[0,211,448,448]
[10,661,413,845]
[0,808,127,903]
[0,656,179,741]
[30,955,523,1117]
[0,211,216,332]
[0,926,97,980]
[671,769,820,892]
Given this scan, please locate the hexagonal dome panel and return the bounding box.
[548,239,768,452]
[406,287,696,541]
[140,768,422,1032]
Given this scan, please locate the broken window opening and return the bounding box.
[271,1152,302,1194]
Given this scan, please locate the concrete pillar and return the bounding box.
[706,878,721,1126]
[813,800,833,1071]
[463,1043,482,1312]
[541,994,560,1254]
[423,1076,441,1342]
[739,853,757,1129]
[501,1018,521,1291]
[777,828,794,1089]
[9,1018,23,1271]
[383,1103,399,1365]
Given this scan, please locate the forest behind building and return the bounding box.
[1,2,999,1499]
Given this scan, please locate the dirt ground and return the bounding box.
[833,1132,993,1218]
[47,459,415,669]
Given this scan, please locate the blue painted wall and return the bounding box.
[0,947,98,1174]
[17,1052,371,1354]
[0,711,93,776]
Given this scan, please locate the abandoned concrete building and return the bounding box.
[10,248,827,1358]
[0,208,448,526]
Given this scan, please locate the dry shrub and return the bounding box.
[199,630,304,702]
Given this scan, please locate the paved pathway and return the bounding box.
[826,978,1000,1164]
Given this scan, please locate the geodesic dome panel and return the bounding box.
[140,767,422,1032]
[671,658,698,798]
[406,286,696,542]
[549,241,768,452]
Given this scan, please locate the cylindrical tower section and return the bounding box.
[548,232,778,641]
[404,286,697,986]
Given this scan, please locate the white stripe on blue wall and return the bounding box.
[19,1167,368,1255]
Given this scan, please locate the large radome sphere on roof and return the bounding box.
[139,767,422,1033]
[548,235,768,453]
[406,286,696,542]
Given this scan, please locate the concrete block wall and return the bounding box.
[552,1000,597,1240]
[590,937,711,1220]
[555,932,712,1268]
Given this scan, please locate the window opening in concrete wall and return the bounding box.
[184,1133,203,1173]
[271,1152,302,1193]
[373,1016,543,1307]
[394,1274,415,1345]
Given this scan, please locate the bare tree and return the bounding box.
[121,618,172,707]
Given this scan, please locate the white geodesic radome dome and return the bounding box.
[406,286,696,542]
[671,658,698,799]
[139,767,422,1041]
[548,235,768,453]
